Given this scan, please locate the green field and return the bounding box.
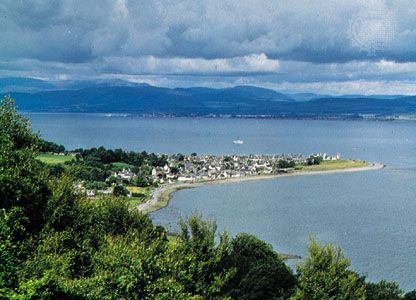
[126,186,153,208]
[36,153,75,165]
[296,159,368,172]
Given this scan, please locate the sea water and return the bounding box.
[28,113,416,290]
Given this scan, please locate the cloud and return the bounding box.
[2,0,415,63]
[1,0,416,94]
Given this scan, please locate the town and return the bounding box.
[97,152,341,198]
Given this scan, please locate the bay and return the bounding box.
[28,113,416,290]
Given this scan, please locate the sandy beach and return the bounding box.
[137,162,385,214]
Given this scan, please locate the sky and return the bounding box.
[1,0,416,95]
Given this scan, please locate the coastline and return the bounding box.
[137,162,385,214]
[23,111,416,122]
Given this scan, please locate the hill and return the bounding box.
[2,78,416,117]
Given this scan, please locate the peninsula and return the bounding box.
[35,140,384,214]
[137,158,384,214]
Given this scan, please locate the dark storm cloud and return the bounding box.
[1,0,416,94]
[2,0,414,63]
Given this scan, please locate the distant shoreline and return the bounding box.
[22,111,416,122]
[137,162,385,214]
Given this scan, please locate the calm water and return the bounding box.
[28,113,416,290]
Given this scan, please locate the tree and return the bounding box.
[170,166,180,174]
[113,184,129,197]
[45,175,79,231]
[291,238,365,300]
[307,155,323,165]
[365,280,403,300]
[66,234,189,299]
[0,209,18,295]
[173,215,234,298]
[225,233,296,299]
[405,290,416,300]
[277,159,295,169]
[37,138,65,153]
[0,96,51,234]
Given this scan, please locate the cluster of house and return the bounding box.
[149,153,340,184]
[80,153,341,197]
[314,153,341,161]
[75,183,112,197]
[110,168,136,181]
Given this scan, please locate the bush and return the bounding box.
[291,238,365,299]
[225,233,296,299]
[113,185,129,197]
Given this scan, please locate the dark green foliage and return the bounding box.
[45,175,79,231]
[291,238,366,300]
[84,181,108,190]
[0,209,18,294]
[61,146,166,187]
[306,155,323,165]
[173,215,235,298]
[71,234,188,299]
[365,280,403,300]
[134,173,154,187]
[17,196,158,298]
[223,156,232,162]
[170,166,180,174]
[68,159,112,182]
[225,233,296,299]
[47,163,66,177]
[131,192,146,198]
[73,147,167,167]
[277,159,296,168]
[37,138,66,153]
[113,184,129,197]
[405,290,416,300]
[0,96,51,234]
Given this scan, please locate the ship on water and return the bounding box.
[233,139,244,144]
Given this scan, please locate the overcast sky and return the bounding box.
[1,0,416,94]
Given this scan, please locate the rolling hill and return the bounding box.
[2,78,416,117]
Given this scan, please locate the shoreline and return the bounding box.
[23,111,416,122]
[137,162,385,214]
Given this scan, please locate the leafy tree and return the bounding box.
[45,174,79,231]
[223,156,232,162]
[405,290,416,300]
[37,138,65,153]
[0,96,51,234]
[173,215,235,298]
[135,174,154,187]
[71,234,189,299]
[170,166,180,174]
[225,233,296,299]
[113,184,129,197]
[307,155,323,165]
[291,238,365,300]
[365,280,403,300]
[0,209,18,296]
[277,159,295,169]
[16,231,81,299]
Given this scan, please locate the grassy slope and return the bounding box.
[36,153,74,165]
[126,186,153,208]
[296,159,368,172]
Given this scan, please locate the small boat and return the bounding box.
[233,139,244,144]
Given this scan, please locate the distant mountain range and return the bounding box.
[2,77,416,118]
